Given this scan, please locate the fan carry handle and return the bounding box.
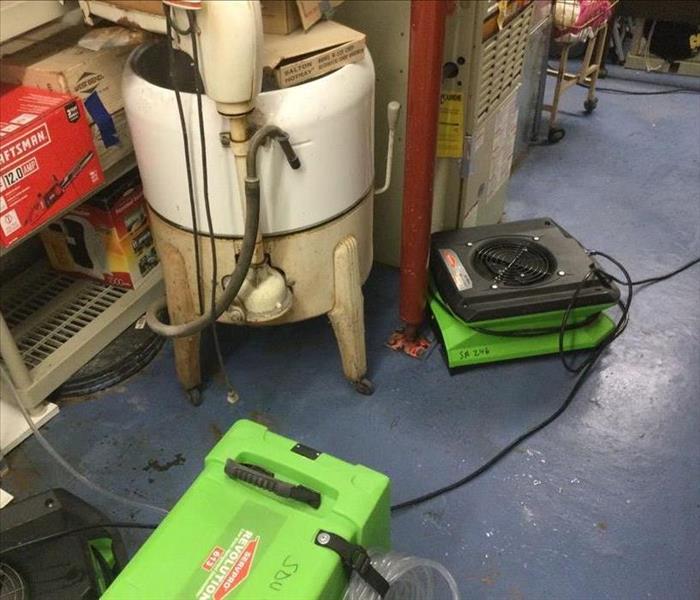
[225,459,321,509]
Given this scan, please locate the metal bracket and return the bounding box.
[315,530,390,597]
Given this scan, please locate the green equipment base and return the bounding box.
[104,420,390,600]
[430,292,616,369]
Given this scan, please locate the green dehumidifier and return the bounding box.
[104,420,391,600]
[429,218,620,368]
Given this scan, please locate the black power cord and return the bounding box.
[469,310,601,338]
[391,355,599,512]
[0,523,157,556]
[165,8,237,401]
[391,255,696,512]
[606,256,700,286]
[577,82,700,96]
[165,9,203,314]
[465,255,696,344]
[187,11,238,402]
[558,251,632,374]
[188,13,218,319]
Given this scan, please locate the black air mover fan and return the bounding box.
[0,563,25,600]
[429,218,620,368]
[0,490,127,600]
[472,237,556,286]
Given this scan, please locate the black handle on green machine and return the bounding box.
[225,459,321,509]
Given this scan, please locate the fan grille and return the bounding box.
[473,238,556,286]
[0,563,26,600]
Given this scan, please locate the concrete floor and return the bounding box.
[5,77,700,599]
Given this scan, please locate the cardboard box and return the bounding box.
[262,1,347,34]
[0,23,139,171]
[40,170,159,289]
[261,0,302,34]
[295,0,345,31]
[0,85,104,248]
[264,20,365,88]
[0,24,134,118]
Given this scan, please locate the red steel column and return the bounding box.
[399,0,448,334]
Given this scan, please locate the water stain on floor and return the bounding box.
[143,453,186,472]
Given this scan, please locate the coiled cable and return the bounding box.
[343,551,460,600]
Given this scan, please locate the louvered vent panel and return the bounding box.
[476,4,533,124]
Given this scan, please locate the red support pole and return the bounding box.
[399,0,447,335]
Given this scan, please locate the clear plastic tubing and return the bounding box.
[343,551,460,600]
[1,365,168,518]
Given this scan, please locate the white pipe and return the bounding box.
[375,101,401,196]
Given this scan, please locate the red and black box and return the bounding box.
[0,84,104,248]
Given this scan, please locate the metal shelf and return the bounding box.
[0,261,164,410]
[0,154,138,259]
[0,1,79,44]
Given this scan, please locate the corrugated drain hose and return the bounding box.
[145,125,299,338]
[343,551,460,600]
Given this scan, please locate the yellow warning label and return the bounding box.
[437,92,464,158]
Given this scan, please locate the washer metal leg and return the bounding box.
[328,235,370,391]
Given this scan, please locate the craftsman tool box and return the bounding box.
[0,84,103,248]
[104,420,391,600]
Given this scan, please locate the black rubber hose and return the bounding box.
[145,175,260,338]
[145,125,299,338]
[246,125,299,176]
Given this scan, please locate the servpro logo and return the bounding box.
[202,546,225,572]
[0,123,51,169]
[197,529,259,600]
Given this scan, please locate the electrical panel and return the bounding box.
[439,1,534,231]
[335,0,534,266]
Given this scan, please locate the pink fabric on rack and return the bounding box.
[555,0,612,36]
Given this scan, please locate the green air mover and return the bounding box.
[104,420,391,600]
[429,218,620,369]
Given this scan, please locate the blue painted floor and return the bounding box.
[5,76,700,599]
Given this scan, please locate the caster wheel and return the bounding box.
[353,378,375,396]
[186,387,202,406]
[584,97,598,114]
[548,127,565,144]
